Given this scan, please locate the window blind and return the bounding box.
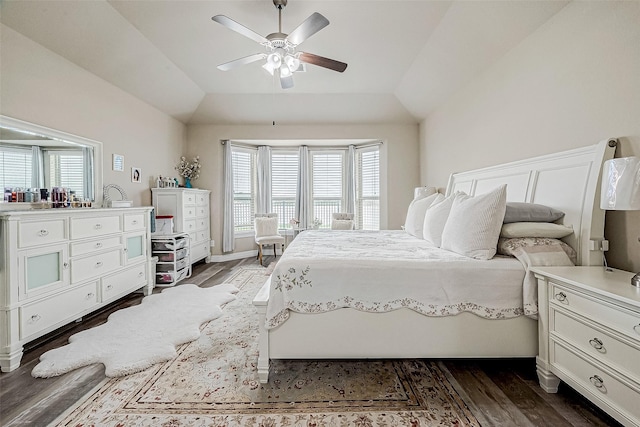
[47,150,85,199]
[0,145,32,190]
[271,151,298,228]
[356,147,380,230]
[311,152,343,228]
[232,147,256,231]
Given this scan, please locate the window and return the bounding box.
[46,150,85,199]
[231,147,256,232]
[311,151,343,229]
[0,145,32,190]
[271,151,298,228]
[356,146,380,230]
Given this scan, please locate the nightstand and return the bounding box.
[532,266,640,427]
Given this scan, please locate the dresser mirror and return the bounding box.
[0,115,103,209]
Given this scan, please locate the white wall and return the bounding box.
[187,124,419,255]
[0,25,186,207]
[419,1,640,272]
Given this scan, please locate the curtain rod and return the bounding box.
[220,140,382,150]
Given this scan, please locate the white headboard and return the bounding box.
[445,140,616,266]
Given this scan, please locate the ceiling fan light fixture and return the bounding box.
[262,62,276,76]
[284,54,300,72]
[266,52,282,69]
[280,65,292,77]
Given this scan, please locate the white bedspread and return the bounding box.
[266,230,527,329]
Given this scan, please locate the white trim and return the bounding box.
[209,250,257,262]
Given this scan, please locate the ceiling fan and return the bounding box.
[212,0,347,89]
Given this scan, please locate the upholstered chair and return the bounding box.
[254,213,285,266]
[330,212,355,230]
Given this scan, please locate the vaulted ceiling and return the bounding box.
[1,0,569,125]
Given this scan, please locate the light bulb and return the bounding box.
[280,66,292,77]
[284,55,300,72]
[267,52,282,69]
[262,62,275,76]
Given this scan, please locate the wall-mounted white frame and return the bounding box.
[0,115,104,208]
[113,154,124,172]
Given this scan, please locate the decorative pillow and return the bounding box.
[500,222,573,238]
[254,217,278,236]
[441,185,507,260]
[498,237,577,265]
[332,219,354,230]
[503,202,565,223]
[422,193,452,246]
[404,193,440,238]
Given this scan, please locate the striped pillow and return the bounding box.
[441,185,507,260]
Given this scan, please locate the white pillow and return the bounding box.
[500,222,573,238]
[404,193,440,238]
[441,185,507,260]
[332,219,355,230]
[422,193,453,246]
[255,217,278,236]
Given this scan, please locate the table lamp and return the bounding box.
[600,156,640,286]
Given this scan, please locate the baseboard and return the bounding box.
[208,247,283,263]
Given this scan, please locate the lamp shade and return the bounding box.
[600,156,640,210]
[414,186,437,200]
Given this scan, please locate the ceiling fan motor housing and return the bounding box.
[273,0,288,9]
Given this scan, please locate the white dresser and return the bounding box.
[151,188,211,264]
[0,207,155,372]
[533,266,640,427]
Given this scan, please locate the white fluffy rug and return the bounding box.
[32,283,238,378]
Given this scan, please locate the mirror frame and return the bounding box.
[0,115,103,207]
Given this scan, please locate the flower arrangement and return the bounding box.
[289,218,300,227]
[175,156,201,180]
[312,218,322,229]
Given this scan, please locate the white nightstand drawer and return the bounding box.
[70,236,121,256]
[552,309,640,380]
[18,219,66,248]
[552,341,640,423]
[550,282,640,342]
[71,249,122,283]
[124,213,145,231]
[20,282,98,339]
[70,215,121,239]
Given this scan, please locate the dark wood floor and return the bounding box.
[0,257,621,427]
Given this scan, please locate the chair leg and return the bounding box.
[258,245,263,266]
[273,244,277,258]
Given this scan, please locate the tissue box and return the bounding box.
[107,200,133,208]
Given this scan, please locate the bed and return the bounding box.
[253,139,616,383]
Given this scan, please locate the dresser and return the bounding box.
[0,207,154,372]
[533,266,640,427]
[151,188,211,264]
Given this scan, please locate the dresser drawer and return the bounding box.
[191,240,210,262]
[101,263,147,302]
[184,219,197,233]
[184,205,197,218]
[183,192,196,205]
[20,281,98,339]
[190,229,209,243]
[196,206,208,217]
[71,249,122,283]
[70,215,121,239]
[552,309,640,380]
[195,217,208,231]
[124,213,146,231]
[196,193,208,206]
[550,283,640,342]
[551,341,640,423]
[70,236,121,256]
[18,219,66,248]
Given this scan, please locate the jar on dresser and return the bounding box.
[533,266,640,427]
[0,207,155,372]
[151,188,211,265]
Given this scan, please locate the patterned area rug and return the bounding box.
[54,265,481,426]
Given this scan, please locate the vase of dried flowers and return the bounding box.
[175,156,201,188]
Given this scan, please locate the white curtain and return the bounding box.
[345,144,356,215]
[256,146,272,214]
[295,145,310,229]
[31,146,44,188]
[222,141,235,253]
[82,146,94,200]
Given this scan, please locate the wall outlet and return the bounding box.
[210,240,215,247]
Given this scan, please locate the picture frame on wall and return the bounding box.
[132,167,141,183]
[113,154,124,171]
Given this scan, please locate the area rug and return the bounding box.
[32,283,239,378]
[53,265,481,427]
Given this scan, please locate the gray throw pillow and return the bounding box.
[503,202,564,223]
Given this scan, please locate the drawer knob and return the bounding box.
[589,338,605,352]
[589,375,606,392]
[86,292,95,300]
[28,314,41,324]
[95,261,103,268]
[94,224,102,229]
[138,272,144,277]
[38,229,49,237]
[132,220,138,225]
[63,262,69,269]
[95,242,103,248]
[107,284,113,291]
[554,292,567,303]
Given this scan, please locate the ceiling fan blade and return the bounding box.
[280,71,294,89]
[217,53,267,71]
[286,12,329,46]
[298,52,347,73]
[212,15,269,44]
